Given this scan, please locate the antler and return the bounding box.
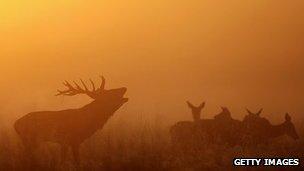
[56,76,106,99]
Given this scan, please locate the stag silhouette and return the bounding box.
[14,76,128,165]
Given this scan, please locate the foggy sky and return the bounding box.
[0,0,303,127]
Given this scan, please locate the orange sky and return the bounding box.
[0,0,304,127]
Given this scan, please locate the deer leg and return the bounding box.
[60,144,69,165]
[71,144,80,166]
[21,137,38,170]
[24,143,35,162]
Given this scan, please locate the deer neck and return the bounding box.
[193,114,201,122]
[80,101,117,127]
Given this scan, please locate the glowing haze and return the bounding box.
[0,0,303,127]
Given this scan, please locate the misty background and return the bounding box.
[0,0,303,131]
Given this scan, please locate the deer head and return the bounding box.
[56,76,128,113]
[214,107,232,120]
[243,108,264,125]
[186,101,205,121]
[282,113,299,140]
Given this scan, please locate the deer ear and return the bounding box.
[199,102,205,109]
[99,75,106,90]
[187,101,194,108]
[246,108,253,114]
[285,113,291,122]
[222,107,230,114]
[226,108,231,115]
[256,108,263,116]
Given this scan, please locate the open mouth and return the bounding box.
[121,88,128,102]
[122,97,129,102]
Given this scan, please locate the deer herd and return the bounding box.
[14,76,299,165]
[170,101,299,152]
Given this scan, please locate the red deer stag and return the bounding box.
[14,76,128,164]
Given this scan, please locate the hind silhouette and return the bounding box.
[170,101,214,151]
[212,107,242,146]
[187,101,205,122]
[170,102,300,152]
[242,109,299,146]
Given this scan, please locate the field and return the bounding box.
[0,114,303,171]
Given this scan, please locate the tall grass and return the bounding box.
[0,115,303,171]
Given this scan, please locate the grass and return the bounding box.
[0,116,303,171]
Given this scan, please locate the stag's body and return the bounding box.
[14,77,128,164]
[15,102,117,145]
